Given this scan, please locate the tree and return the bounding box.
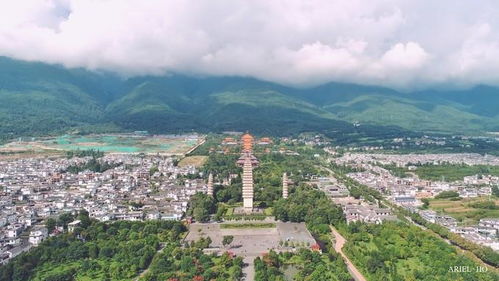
[421,198,430,209]
[222,235,234,248]
[187,193,215,222]
[45,218,56,233]
[435,191,460,199]
[88,243,99,259]
[57,212,75,230]
[214,205,226,221]
[149,165,159,176]
[492,186,499,197]
[78,210,91,228]
[193,207,209,222]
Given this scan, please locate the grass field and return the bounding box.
[0,150,63,160]
[220,223,276,229]
[429,196,499,225]
[414,164,499,182]
[178,156,208,167]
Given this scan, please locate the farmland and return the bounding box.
[429,196,499,225]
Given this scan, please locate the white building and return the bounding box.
[29,226,48,246]
[67,220,81,232]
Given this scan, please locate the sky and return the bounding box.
[1,0,499,90]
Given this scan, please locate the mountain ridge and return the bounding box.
[0,57,498,141]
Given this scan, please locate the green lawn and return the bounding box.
[220,223,276,229]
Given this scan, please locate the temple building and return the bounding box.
[241,132,254,152]
[282,173,288,199]
[207,173,214,197]
[221,137,237,145]
[258,137,273,145]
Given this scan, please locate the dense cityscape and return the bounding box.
[0,132,498,280]
[2,1,499,280]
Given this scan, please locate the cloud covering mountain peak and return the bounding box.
[1,0,499,90]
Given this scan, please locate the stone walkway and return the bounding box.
[242,256,256,281]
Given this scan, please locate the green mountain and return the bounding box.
[1,57,498,141]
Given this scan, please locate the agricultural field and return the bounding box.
[414,164,499,182]
[0,134,203,155]
[382,163,499,182]
[428,196,499,225]
[177,155,208,167]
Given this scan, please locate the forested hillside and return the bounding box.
[1,57,498,142]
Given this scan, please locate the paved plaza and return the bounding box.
[185,221,316,281]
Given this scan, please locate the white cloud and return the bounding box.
[380,42,428,69]
[1,0,499,89]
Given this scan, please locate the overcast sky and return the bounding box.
[1,0,499,90]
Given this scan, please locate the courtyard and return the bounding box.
[185,221,317,281]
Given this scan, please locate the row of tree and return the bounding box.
[65,157,122,174]
[141,246,243,281]
[343,221,498,281]
[398,206,499,268]
[255,249,352,281]
[273,185,345,235]
[0,212,186,281]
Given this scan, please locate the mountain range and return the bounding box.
[1,56,498,141]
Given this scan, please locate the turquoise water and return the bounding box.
[37,135,194,153]
[60,144,141,153]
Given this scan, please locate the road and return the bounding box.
[320,164,367,281]
[330,226,368,281]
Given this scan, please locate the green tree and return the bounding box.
[435,190,460,199]
[77,210,91,228]
[193,207,209,222]
[57,212,74,230]
[421,198,430,209]
[187,193,215,222]
[492,186,499,197]
[45,218,56,233]
[222,235,234,248]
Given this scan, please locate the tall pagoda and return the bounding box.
[207,173,214,197]
[237,132,259,212]
[282,173,288,199]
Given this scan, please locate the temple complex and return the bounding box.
[282,173,288,199]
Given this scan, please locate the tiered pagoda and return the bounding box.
[282,173,288,199]
[207,173,214,197]
[237,132,259,212]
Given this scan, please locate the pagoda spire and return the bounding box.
[242,156,254,212]
[207,173,214,197]
[282,172,288,199]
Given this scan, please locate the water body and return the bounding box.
[0,134,200,154]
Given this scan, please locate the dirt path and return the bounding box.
[330,226,368,281]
